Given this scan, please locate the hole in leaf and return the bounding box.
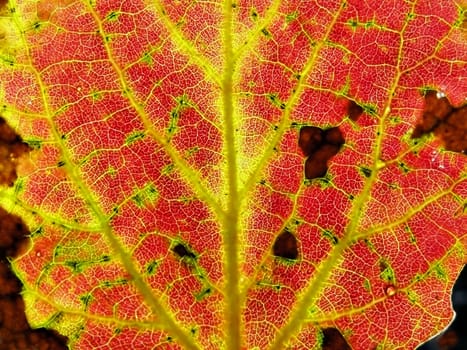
[305,144,341,179]
[299,126,323,156]
[0,207,69,348]
[172,243,196,259]
[359,166,372,178]
[347,100,364,122]
[324,127,345,146]
[299,126,345,179]
[411,90,466,154]
[272,230,298,260]
[321,327,351,350]
[0,117,31,186]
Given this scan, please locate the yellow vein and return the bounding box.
[268,1,425,347]
[22,289,169,330]
[221,1,242,349]
[354,175,466,241]
[150,0,222,86]
[238,6,344,201]
[8,2,201,349]
[86,3,225,219]
[232,0,281,61]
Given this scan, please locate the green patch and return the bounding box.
[105,11,120,21]
[261,28,271,37]
[125,131,146,145]
[101,278,128,288]
[404,224,417,244]
[285,11,298,23]
[250,8,258,21]
[45,311,63,327]
[338,76,351,95]
[0,54,15,66]
[186,146,200,157]
[161,163,174,175]
[107,166,117,177]
[146,260,158,275]
[131,183,159,208]
[65,260,85,273]
[347,19,358,30]
[167,95,191,136]
[80,293,93,308]
[194,287,212,301]
[316,176,332,188]
[398,162,410,173]
[30,226,43,237]
[359,166,372,178]
[407,289,418,303]
[31,21,41,31]
[433,262,447,280]
[267,93,286,110]
[379,259,395,283]
[90,90,103,101]
[25,139,42,149]
[322,230,338,245]
[454,8,465,27]
[362,104,377,115]
[176,94,190,106]
[14,178,24,194]
[363,278,371,291]
[141,51,153,65]
[363,238,375,251]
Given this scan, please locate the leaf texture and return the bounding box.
[0,0,466,349]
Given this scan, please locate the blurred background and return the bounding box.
[419,265,467,350]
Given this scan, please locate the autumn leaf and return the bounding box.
[0,0,466,349]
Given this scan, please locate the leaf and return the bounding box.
[0,0,466,349]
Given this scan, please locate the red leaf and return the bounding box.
[0,0,465,349]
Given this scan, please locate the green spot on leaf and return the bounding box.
[105,11,120,21]
[195,287,212,301]
[379,259,395,284]
[359,166,372,178]
[285,11,298,23]
[322,230,338,245]
[125,131,146,145]
[146,260,158,275]
[80,293,93,308]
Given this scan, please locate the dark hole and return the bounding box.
[304,144,341,180]
[321,327,351,350]
[324,127,345,147]
[0,117,31,186]
[299,126,323,156]
[272,230,298,260]
[172,243,196,259]
[360,166,372,178]
[411,90,466,154]
[299,126,345,179]
[0,207,69,349]
[305,156,327,180]
[347,100,364,122]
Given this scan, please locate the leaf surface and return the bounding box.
[0,0,466,349]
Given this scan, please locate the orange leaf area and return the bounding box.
[0,0,465,349]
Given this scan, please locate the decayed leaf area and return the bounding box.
[0,0,466,349]
[0,118,67,349]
